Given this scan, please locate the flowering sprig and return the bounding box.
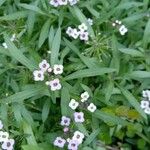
[0,120,15,150]
[33,59,63,91]
[140,90,150,115]
[112,20,128,36]
[49,0,79,7]
[66,20,93,41]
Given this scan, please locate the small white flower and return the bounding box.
[10,34,16,42]
[39,60,50,72]
[78,23,88,31]
[69,99,79,110]
[59,0,68,5]
[144,107,150,115]
[140,100,149,109]
[1,139,15,150]
[81,91,89,102]
[2,42,8,49]
[79,31,89,41]
[0,131,9,142]
[33,70,44,81]
[53,64,63,75]
[47,50,51,54]
[72,131,84,144]
[119,25,128,35]
[50,0,60,7]
[143,90,150,100]
[72,28,79,39]
[112,23,116,27]
[67,138,71,143]
[87,103,97,112]
[87,18,93,26]
[118,21,122,25]
[68,0,78,6]
[47,67,52,73]
[0,120,3,129]
[115,20,119,24]
[49,78,61,91]
[66,27,74,37]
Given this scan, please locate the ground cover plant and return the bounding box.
[0,0,150,150]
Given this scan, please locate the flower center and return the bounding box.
[7,142,11,147]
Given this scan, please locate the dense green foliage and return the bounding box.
[0,0,150,150]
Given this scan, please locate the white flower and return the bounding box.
[0,120,3,129]
[47,67,52,73]
[59,0,68,5]
[66,27,74,37]
[144,107,150,115]
[140,100,149,109]
[72,28,79,39]
[72,131,84,144]
[0,131,9,142]
[119,25,128,35]
[10,34,16,42]
[1,139,15,150]
[49,78,61,91]
[115,20,119,24]
[33,70,44,81]
[112,23,116,27]
[143,90,150,100]
[50,0,60,7]
[53,64,63,75]
[69,99,79,110]
[79,31,89,41]
[68,0,78,6]
[2,42,8,49]
[87,103,97,112]
[78,23,88,31]
[87,18,93,26]
[81,91,89,102]
[39,60,50,72]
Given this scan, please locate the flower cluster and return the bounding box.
[112,20,128,36]
[140,90,150,115]
[69,91,97,113]
[0,120,15,150]
[66,21,92,41]
[54,116,84,149]
[2,34,16,49]
[50,0,79,7]
[33,60,63,91]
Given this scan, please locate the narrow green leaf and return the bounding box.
[75,123,89,136]
[143,19,150,48]
[42,99,50,122]
[51,27,61,66]
[0,11,28,20]
[48,26,55,50]
[38,19,51,48]
[127,71,150,79]
[0,0,6,6]
[61,87,70,116]
[64,68,116,80]
[4,34,37,71]
[118,48,144,57]
[83,129,100,146]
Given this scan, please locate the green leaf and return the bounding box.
[50,27,61,66]
[42,99,50,122]
[143,19,150,48]
[64,68,116,80]
[2,85,46,103]
[118,48,144,57]
[83,129,100,146]
[118,86,147,120]
[82,147,93,150]
[75,123,89,136]
[0,0,6,6]
[38,19,51,48]
[18,3,46,15]
[61,87,70,116]
[128,71,150,78]
[94,110,129,126]
[0,11,28,20]
[4,34,37,71]
[48,26,55,50]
